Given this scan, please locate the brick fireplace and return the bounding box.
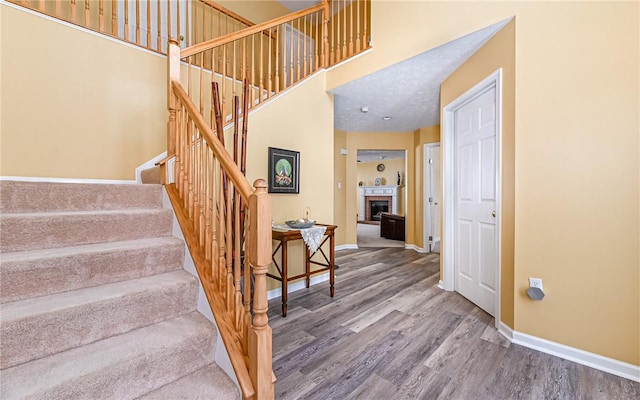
[359,186,401,222]
[365,196,392,221]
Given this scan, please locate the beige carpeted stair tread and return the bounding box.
[0,312,216,400]
[1,270,198,369]
[0,208,173,252]
[1,237,185,303]
[0,181,163,213]
[139,363,240,400]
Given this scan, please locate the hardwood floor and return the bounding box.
[268,248,640,400]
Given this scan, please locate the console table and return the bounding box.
[268,224,337,317]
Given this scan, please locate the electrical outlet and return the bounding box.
[529,277,543,290]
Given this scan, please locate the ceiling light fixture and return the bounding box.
[382,116,392,120]
[360,107,369,113]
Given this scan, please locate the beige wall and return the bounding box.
[1,5,167,180]
[442,20,516,330]
[434,3,637,365]
[414,125,441,249]
[357,158,405,188]
[216,0,290,24]
[334,130,348,246]
[241,73,335,289]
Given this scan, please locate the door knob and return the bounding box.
[492,211,496,217]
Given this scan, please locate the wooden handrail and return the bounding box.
[181,2,326,58]
[171,81,253,202]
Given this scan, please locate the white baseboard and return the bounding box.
[0,176,137,184]
[512,331,640,382]
[497,321,514,341]
[267,272,330,300]
[437,280,446,290]
[405,244,427,253]
[335,244,358,251]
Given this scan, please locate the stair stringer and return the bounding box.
[161,186,241,391]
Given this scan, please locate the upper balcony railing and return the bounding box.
[8,0,264,54]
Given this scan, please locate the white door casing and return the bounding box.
[424,144,441,253]
[442,69,502,324]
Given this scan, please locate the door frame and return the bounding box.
[423,143,441,253]
[441,68,503,327]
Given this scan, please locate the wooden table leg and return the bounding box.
[282,238,288,317]
[305,246,311,288]
[329,231,335,297]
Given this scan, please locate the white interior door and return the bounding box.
[425,144,441,253]
[454,86,497,316]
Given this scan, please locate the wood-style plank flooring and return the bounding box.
[268,248,640,400]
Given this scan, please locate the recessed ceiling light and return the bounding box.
[360,107,369,113]
[382,116,391,120]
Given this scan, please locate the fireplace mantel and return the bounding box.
[359,185,402,221]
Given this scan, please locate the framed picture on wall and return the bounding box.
[268,147,300,194]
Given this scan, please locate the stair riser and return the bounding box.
[0,313,217,400]
[0,240,185,303]
[0,181,163,213]
[43,328,214,400]
[0,210,173,252]
[1,274,198,369]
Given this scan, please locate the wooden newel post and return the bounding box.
[167,39,181,166]
[321,0,330,68]
[248,179,274,400]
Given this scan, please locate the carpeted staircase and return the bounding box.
[0,181,239,399]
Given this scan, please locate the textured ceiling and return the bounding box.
[329,19,510,132]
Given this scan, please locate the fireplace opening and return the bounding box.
[370,200,389,221]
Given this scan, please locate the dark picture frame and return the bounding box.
[268,147,300,194]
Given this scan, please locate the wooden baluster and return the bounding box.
[274,25,280,93]
[84,0,90,28]
[55,0,61,18]
[204,147,212,263]
[297,18,303,82]
[243,207,252,350]
[225,181,234,311]
[167,0,172,45]
[71,0,76,22]
[330,0,335,65]
[364,0,369,50]
[323,1,330,68]
[349,0,354,56]
[259,31,264,101]
[134,0,140,44]
[233,187,243,334]
[218,166,226,294]
[98,0,104,32]
[210,157,219,284]
[315,11,320,71]
[342,0,347,61]
[248,179,273,400]
[124,0,129,41]
[111,0,117,36]
[168,40,180,161]
[177,0,181,48]
[356,0,361,52]
[156,1,161,51]
[289,21,294,87]
[267,27,273,98]
[145,0,151,49]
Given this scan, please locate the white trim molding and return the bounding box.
[0,176,137,185]
[405,244,427,253]
[267,272,330,300]
[335,244,358,251]
[498,322,514,341]
[512,331,640,383]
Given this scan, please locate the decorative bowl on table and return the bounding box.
[285,219,316,229]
